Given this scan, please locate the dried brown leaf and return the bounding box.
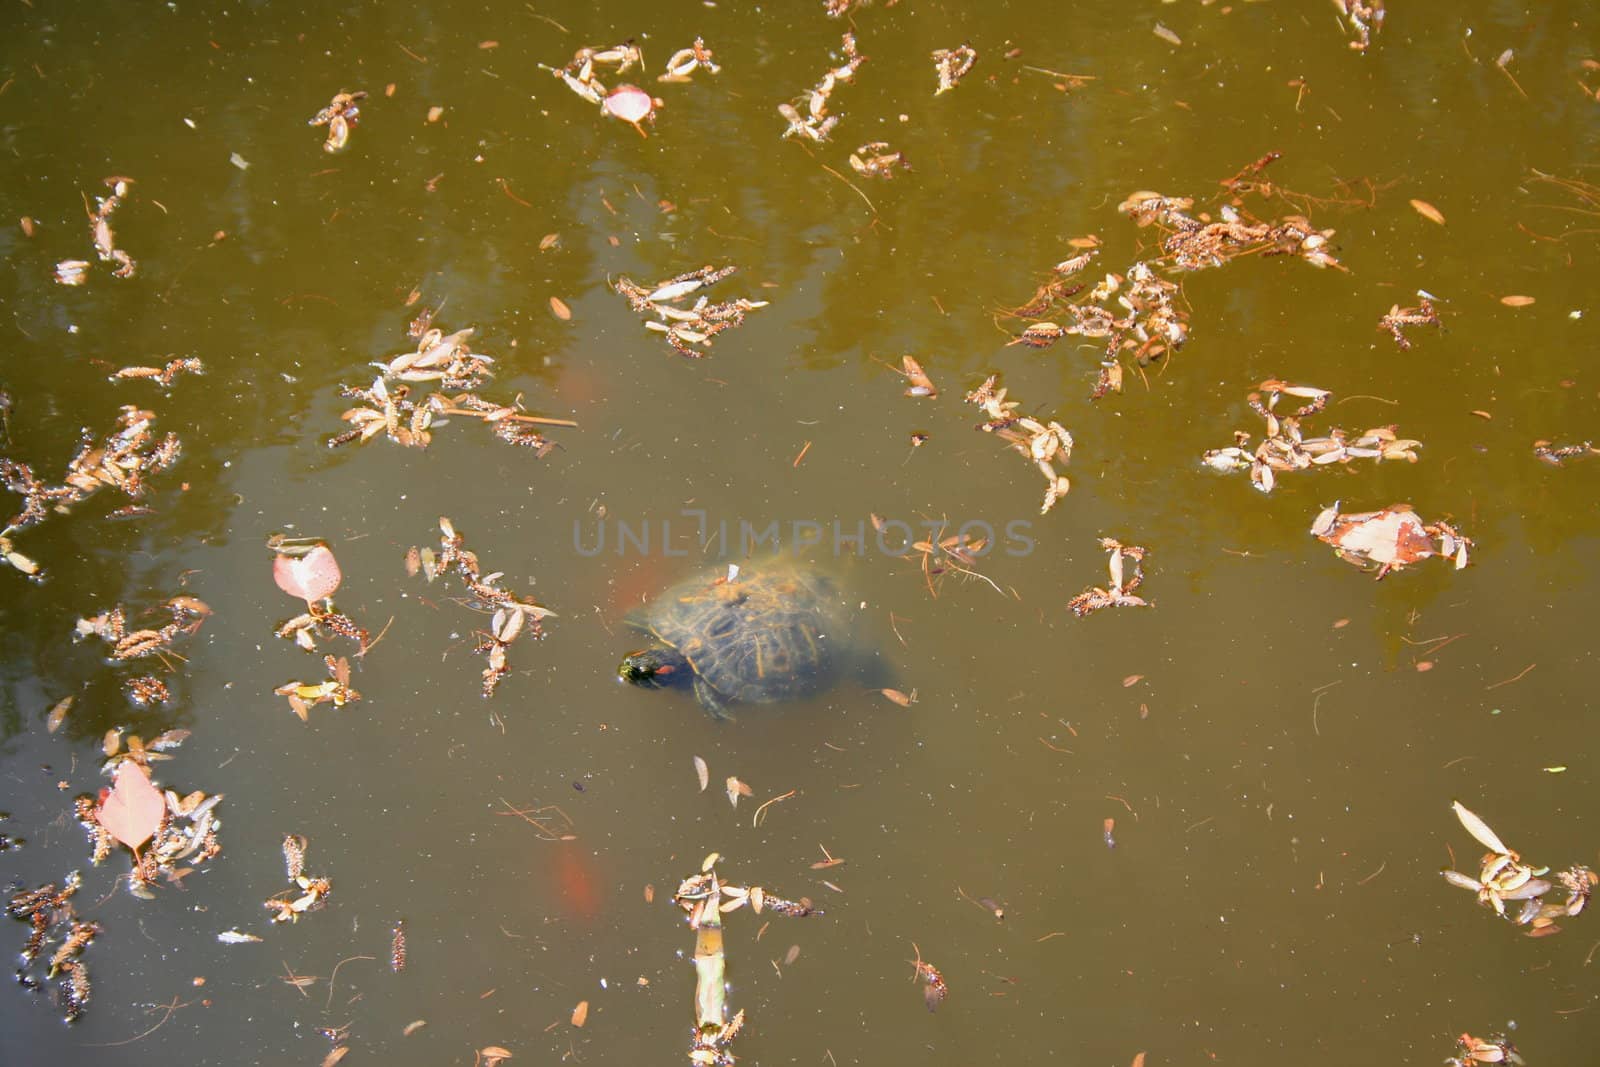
[1122,674,1144,688]
[1153,23,1182,46]
[549,296,572,321]
[403,1020,427,1036]
[643,883,655,904]
[539,233,560,251]
[879,687,916,707]
[427,106,444,123]
[480,1047,513,1067]
[726,776,753,807]
[1499,295,1535,307]
[693,755,709,792]
[322,1048,350,1067]
[571,1000,589,1027]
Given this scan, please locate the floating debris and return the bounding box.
[1068,538,1150,617]
[111,357,205,387]
[273,654,360,722]
[371,324,493,389]
[848,141,910,179]
[931,45,977,96]
[1533,439,1597,466]
[659,38,720,83]
[264,834,332,923]
[265,875,332,923]
[1310,503,1470,579]
[545,43,661,133]
[895,355,937,397]
[412,516,554,697]
[890,519,995,599]
[1378,298,1441,350]
[64,177,138,282]
[8,873,94,1021]
[123,674,170,707]
[614,265,768,357]
[1,531,39,576]
[1442,801,1594,937]
[1010,181,1338,399]
[1119,190,1343,272]
[72,732,222,899]
[1334,0,1385,52]
[1006,255,1186,400]
[331,318,575,451]
[673,856,816,1066]
[778,33,864,143]
[74,595,210,665]
[966,375,1074,513]
[217,929,263,944]
[1201,380,1420,493]
[54,259,90,286]
[909,943,948,1012]
[2,404,182,578]
[600,84,661,137]
[283,833,308,880]
[309,91,367,153]
[270,537,369,653]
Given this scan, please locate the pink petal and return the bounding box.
[96,760,165,850]
[273,544,342,604]
[601,85,654,124]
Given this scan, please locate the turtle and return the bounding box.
[617,562,852,718]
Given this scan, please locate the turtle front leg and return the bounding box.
[693,677,732,721]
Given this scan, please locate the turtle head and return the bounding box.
[618,645,690,689]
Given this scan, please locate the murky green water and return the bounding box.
[3,1,1597,1064]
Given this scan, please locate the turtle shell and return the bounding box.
[639,564,846,706]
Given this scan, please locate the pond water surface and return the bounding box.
[2,2,1597,1065]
